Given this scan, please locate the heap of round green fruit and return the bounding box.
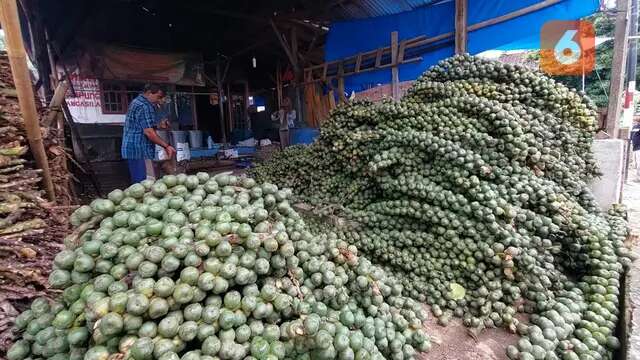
[252,55,634,359]
[7,173,431,360]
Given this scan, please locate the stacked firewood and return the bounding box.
[0,52,74,350]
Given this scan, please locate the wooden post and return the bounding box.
[243,81,250,130]
[0,0,56,202]
[391,31,400,100]
[45,29,58,86]
[276,61,283,109]
[606,0,631,138]
[20,0,52,100]
[191,93,198,130]
[291,26,299,68]
[337,63,346,103]
[270,19,299,73]
[227,83,233,131]
[291,25,303,125]
[455,0,468,54]
[215,59,227,143]
[328,89,336,110]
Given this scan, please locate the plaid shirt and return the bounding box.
[121,95,158,159]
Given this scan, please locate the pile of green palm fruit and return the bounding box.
[252,55,634,359]
[7,173,431,360]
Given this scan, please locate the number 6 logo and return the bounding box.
[555,30,581,65]
[541,21,595,75]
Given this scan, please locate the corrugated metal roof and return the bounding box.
[335,0,448,20]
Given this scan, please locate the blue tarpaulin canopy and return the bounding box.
[324,0,600,94]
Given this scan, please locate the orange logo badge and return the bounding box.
[540,20,595,75]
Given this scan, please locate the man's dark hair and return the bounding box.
[143,83,164,94]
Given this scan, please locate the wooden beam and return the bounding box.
[391,31,400,100]
[397,40,408,63]
[292,25,299,74]
[375,48,383,68]
[0,0,56,202]
[221,57,232,84]
[48,42,76,97]
[304,0,562,84]
[45,29,58,85]
[337,63,346,103]
[178,4,268,23]
[43,80,69,128]
[455,0,468,54]
[227,82,233,131]
[271,21,317,42]
[231,36,274,57]
[270,19,299,72]
[607,0,631,138]
[328,89,336,109]
[20,0,52,99]
[286,19,329,33]
[387,55,423,68]
[290,25,305,124]
[409,32,454,49]
[306,31,320,56]
[61,100,101,196]
[288,0,348,22]
[276,61,283,109]
[243,81,250,130]
[468,0,561,31]
[355,54,362,73]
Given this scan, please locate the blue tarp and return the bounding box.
[325,0,600,94]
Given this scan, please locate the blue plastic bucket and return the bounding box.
[236,146,256,155]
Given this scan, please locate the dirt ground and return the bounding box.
[419,314,520,360]
[623,168,640,233]
[622,164,640,360]
[417,166,640,360]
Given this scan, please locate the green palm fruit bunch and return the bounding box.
[252,54,634,360]
[7,173,431,360]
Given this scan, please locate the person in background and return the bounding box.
[271,97,296,148]
[121,83,176,184]
[154,111,177,177]
[632,116,640,179]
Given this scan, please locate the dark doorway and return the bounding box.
[195,94,224,143]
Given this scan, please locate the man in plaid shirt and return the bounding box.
[121,83,176,183]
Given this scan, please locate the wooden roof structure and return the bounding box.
[17,0,447,92]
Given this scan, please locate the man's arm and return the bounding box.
[141,105,176,158]
[143,128,176,159]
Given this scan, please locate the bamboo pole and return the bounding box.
[0,0,56,202]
